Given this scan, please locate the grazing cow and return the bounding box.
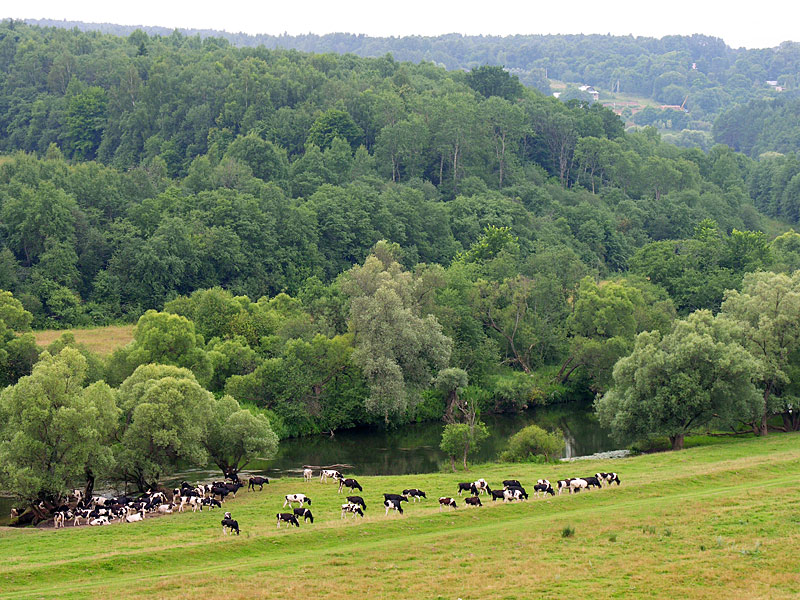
[384,499,404,515]
[125,510,146,523]
[320,469,343,483]
[201,498,222,510]
[503,488,527,502]
[557,479,574,495]
[464,496,482,507]
[293,507,314,523]
[90,516,110,526]
[489,489,507,502]
[222,516,240,535]
[338,478,363,494]
[402,489,426,502]
[596,472,621,486]
[537,479,551,488]
[346,496,367,509]
[569,478,588,493]
[383,493,409,505]
[457,482,478,496]
[210,486,230,501]
[503,480,522,488]
[472,479,491,495]
[439,497,458,511]
[303,468,313,482]
[248,476,269,491]
[581,476,602,490]
[533,483,555,497]
[341,503,365,519]
[283,494,311,507]
[223,481,244,497]
[276,513,300,528]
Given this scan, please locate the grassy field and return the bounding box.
[1,433,799,599]
[32,325,135,356]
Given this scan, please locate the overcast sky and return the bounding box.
[6,0,798,49]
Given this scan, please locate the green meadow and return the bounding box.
[1,433,799,599]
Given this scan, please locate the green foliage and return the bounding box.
[465,65,524,101]
[596,310,761,450]
[499,424,565,462]
[0,348,118,503]
[307,109,363,150]
[439,421,490,471]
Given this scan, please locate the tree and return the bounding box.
[499,424,565,462]
[224,133,289,184]
[344,242,452,423]
[435,367,469,423]
[115,364,214,492]
[596,310,760,450]
[0,290,39,387]
[465,65,524,101]
[0,348,117,514]
[307,109,363,150]
[203,395,279,479]
[440,421,489,471]
[720,271,800,434]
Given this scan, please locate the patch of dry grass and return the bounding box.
[33,325,135,356]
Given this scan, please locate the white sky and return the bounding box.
[5,0,798,49]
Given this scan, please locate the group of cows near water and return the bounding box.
[36,469,621,533]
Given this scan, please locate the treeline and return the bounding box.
[24,19,800,121]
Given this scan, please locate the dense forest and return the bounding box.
[0,19,798,458]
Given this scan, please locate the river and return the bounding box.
[1,401,614,523]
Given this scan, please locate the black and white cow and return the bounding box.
[125,509,146,523]
[283,494,311,507]
[320,469,343,483]
[201,498,222,510]
[537,479,551,488]
[503,488,527,502]
[90,516,111,526]
[341,503,365,518]
[402,489,426,502]
[54,508,72,528]
[338,478,363,494]
[293,507,314,523]
[346,496,367,509]
[464,496,482,507]
[557,479,574,495]
[533,483,555,497]
[303,468,313,482]
[439,497,458,511]
[472,479,491,495]
[383,493,409,505]
[569,478,588,493]
[248,476,269,491]
[581,476,603,490]
[384,499,404,515]
[502,480,523,488]
[596,472,621,486]
[276,513,299,528]
[222,516,240,535]
[457,482,478,496]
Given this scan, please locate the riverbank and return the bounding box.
[1,432,798,599]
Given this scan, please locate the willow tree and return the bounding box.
[344,241,452,423]
[596,310,759,450]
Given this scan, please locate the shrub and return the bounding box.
[561,525,575,538]
[499,424,565,462]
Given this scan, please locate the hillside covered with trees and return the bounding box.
[2,20,800,509]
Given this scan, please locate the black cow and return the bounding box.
[457,482,478,496]
[210,486,230,501]
[503,480,522,488]
[464,496,482,507]
[277,513,300,528]
[338,478,363,494]
[489,489,507,501]
[347,496,367,509]
[248,476,269,491]
[293,507,314,523]
[582,476,603,490]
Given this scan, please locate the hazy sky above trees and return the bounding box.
[6,0,798,49]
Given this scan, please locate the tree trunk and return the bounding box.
[782,411,800,432]
[84,469,95,501]
[670,434,684,450]
[462,440,470,470]
[759,411,769,436]
[450,455,455,472]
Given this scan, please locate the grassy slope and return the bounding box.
[1,434,799,599]
[32,325,135,356]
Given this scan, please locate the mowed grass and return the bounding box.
[2,434,799,599]
[33,325,135,356]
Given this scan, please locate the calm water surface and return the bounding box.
[1,401,614,523]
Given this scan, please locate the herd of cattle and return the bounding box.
[41,468,621,533]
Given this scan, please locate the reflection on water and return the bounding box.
[0,401,614,524]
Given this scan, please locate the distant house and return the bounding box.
[579,85,600,101]
[766,80,784,92]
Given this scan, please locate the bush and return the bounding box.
[499,424,565,462]
[561,525,575,538]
